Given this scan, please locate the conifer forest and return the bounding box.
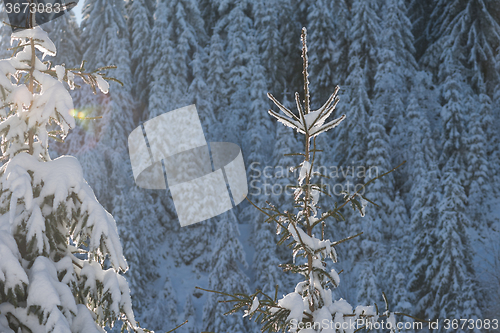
[0,0,499,332]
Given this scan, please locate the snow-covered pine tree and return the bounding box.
[201,210,251,333]
[78,3,162,321]
[206,32,228,124]
[307,0,336,107]
[188,47,218,140]
[242,34,274,166]
[346,0,381,98]
[363,113,394,241]
[147,0,206,116]
[408,167,441,322]
[215,0,253,144]
[147,0,182,116]
[253,0,283,95]
[375,0,417,184]
[171,47,219,270]
[43,12,81,69]
[240,34,281,299]
[277,0,303,98]
[466,89,491,226]
[337,56,368,170]
[404,71,440,200]
[432,163,482,327]
[336,0,381,168]
[329,0,350,88]
[437,41,469,182]
[406,73,441,322]
[424,0,500,95]
[316,0,350,174]
[78,0,136,211]
[128,6,190,322]
[354,111,392,307]
[421,0,500,214]
[127,0,152,118]
[144,0,184,243]
[383,192,413,326]
[33,11,83,160]
[407,0,434,60]
[205,28,408,333]
[112,185,159,320]
[336,48,369,271]
[143,276,179,332]
[479,85,500,197]
[0,21,145,333]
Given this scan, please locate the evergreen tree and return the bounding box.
[339,50,370,279]
[356,264,380,308]
[437,40,470,180]
[127,0,152,113]
[113,186,160,319]
[188,48,218,140]
[466,91,491,226]
[392,272,415,333]
[329,0,351,87]
[375,0,417,182]
[142,277,179,331]
[174,218,215,271]
[346,0,381,97]
[198,0,218,36]
[383,193,413,327]
[391,191,410,242]
[0,24,144,333]
[337,54,369,169]
[432,165,482,327]
[242,35,274,164]
[207,28,405,333]
[363,112,394,239]
[337,0,382,168]
[307,0,336,107]
[404,71,440,198]
[147,0,205,117]
[241,37,281,297]
[215,0,253,144]
[408,168,441,321]
[253,0,283,94]
[424,0,500,94]
[206,32,228,123]
[143,0,184,249]
[202,210,250,333]
[406,77,441,321]
[407,0,434,60]
[278,0,303,96]
[39,11,83,160]
[148,1,183,115]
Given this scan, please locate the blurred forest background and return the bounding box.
[1,0,499,332]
